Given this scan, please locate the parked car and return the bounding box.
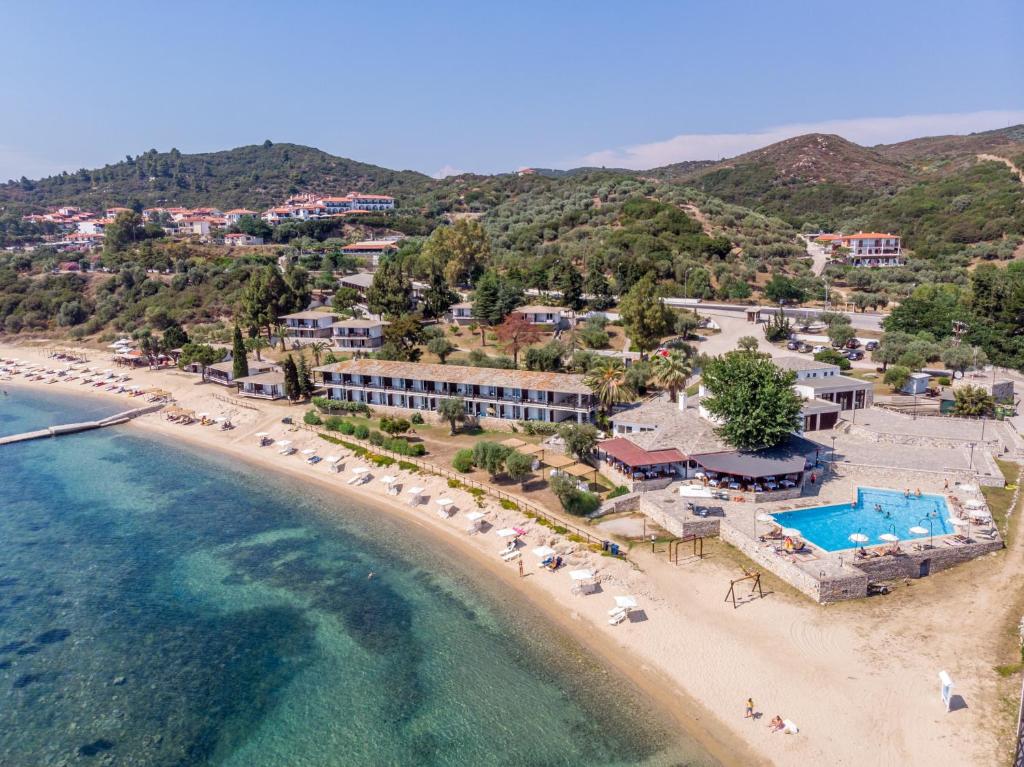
[786,340,800,350]
[798,343,813,353]
[812,345,827,353]
[847,350,864,361]
[846,338,861,349]
[864,340,879,351]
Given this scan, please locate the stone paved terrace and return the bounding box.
[820,427,1005,486]
[842,406,1023,456]
[635,465,1004,602]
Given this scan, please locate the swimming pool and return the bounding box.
[770,487,952,552]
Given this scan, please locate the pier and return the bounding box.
[0,405,162,446]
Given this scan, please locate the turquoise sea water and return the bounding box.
[0,388,715,766]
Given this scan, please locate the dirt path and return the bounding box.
[679,202,715,237]
[977,153,1024,185]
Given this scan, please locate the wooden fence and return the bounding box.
[296,422,610,549]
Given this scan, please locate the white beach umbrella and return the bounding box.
[908,526,929,536]
[352,467,370,475]
[532,546,556,559]
[197,413,210,419]
[848,532,869,544]
[301,448,317,455]
[495,528,518,538]
[756,512,775,523]
[780,528,801,538]
[464,511,486,522]
[569,569,594,581]
[436,498,454,508]
[963,498,985,510]
[948,517,969,527]
[325,456,342,463]
[958,484,979,493]
[613,595,638,609]
[406,485,425,495]
[275,440,292,447]
[380,475,397,485]
[255,431,269,437]
[879,533,900,543]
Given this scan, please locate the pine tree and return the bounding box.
[282,355,300,400]
[231,325,249,381]
[296,356,314,398]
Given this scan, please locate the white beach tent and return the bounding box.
[569,569,598,595]
[325,455,343,473]
[380,475,399,495]
[436,498,455,517]
[495,528,518,538]
[464,510,486,533]
[609,594,638,625]
[532,546,556,559]
[407,486,425,506]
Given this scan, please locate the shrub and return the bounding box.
[353,424,370,439]
[499,499,519,511]
[338,420,355,435]
[368,430,386,447]
[564,491,601,516]
[409,443,426,456]
[447,478,465,489]
[303,410,322,426]
[884,365,911,392]
[607,485,630,499]
[398,460,419,472]
[937,376,951,386]
[410,412,424,425]
[312,396,371,416]
[516,420,559,436]
[324,416,345,431]
[452,449,475,473]
[380,416,411,436]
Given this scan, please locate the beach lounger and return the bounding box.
[501,549,521,562]
[608,608,628,625]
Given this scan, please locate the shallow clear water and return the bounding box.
[771,487,952,551]
[0,388,716,766]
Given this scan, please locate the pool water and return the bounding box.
[770,487,952,552]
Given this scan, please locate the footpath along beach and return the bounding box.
[2,341,1021,767]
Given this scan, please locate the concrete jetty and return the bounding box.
[0,405,162,446]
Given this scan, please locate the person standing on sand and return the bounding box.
[745,698,754,719]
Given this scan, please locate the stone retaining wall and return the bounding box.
[853,539,1004,580]
[638,495,721,538]
[719,520,869,603]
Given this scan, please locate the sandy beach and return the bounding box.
[3,341,1022,767]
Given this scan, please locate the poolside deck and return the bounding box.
[635,465,1004,603]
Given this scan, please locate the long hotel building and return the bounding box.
[314,359,596,423]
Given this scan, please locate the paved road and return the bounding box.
[800,235,830,276]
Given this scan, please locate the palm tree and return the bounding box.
[652,350,692,402]
[308,340,329,367]
[583,358,636,416]
[245,335,270,361]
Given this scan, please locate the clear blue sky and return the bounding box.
[3,0,1021,180]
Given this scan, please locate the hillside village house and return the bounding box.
[817,232,904,267]
[281,311,337,340]
[340,240,399,266]
[315,359,596,423]
[331,319,387,351]
[338,272,375,297]
[224,208,257,224]
[223,232,263,247]
[449,302,474,324]
[513,305,567,328]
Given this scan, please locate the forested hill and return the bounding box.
[0,142,434,213]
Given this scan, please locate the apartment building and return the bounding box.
[818,232,904,267]
[281,311,338,340]
[331,319,387,351]
[315,359,596,423]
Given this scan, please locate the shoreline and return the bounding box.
[2,342,1015,767]
[0,369,755,766]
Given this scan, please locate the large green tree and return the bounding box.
[700,352,803,450]
[178,342,223,381]
[421,218,491,287]
[104,210,147,252]
[366,258,412,317]
[583,358,636,416]
[618,275,674,356]
[651,349,692,401]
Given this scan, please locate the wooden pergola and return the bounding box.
[563,462,598,482]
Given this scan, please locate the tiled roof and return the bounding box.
[281,311,337,321]
[315,359,591,395]
[598,438,685,467]
[772,356,836,372]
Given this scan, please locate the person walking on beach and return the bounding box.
[745,698,755,719]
